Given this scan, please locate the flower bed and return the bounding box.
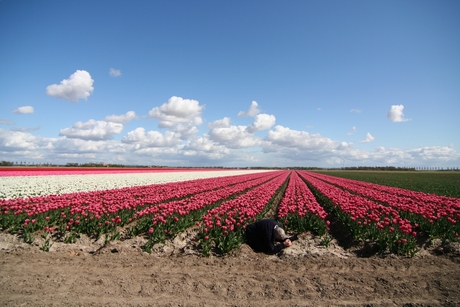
[132,171,285,252]
[0,170,271,199]
[0,170,282,251]
[2,169,458,256]
[298,171,418,255]
[0,167,226,176]
[303,172,460,243]
[277,171,329,236]
[197,171,290,255]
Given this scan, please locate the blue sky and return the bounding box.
[1,0,459,168]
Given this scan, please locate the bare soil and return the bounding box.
[1,230,459,307]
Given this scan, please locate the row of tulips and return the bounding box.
[1,170,266,199]
[304,172,460,242]
[132,171,286,252]
[0,167,211,177]
[320,173,460,208]
[298,171,419,255]
[197,171,290,255]
[277,171,329,237]
[0,171,281,246]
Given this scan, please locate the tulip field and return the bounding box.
[0,168,459,256]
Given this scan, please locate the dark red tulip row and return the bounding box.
[301,171,460,242]
[308,172,460,208]
[198,171,290,255]
[0,171,276,218]
[298,171,419,255]
[277,171,329,236]
[304,171,460,218]
[132,171,286,251]
[0,171,282,244]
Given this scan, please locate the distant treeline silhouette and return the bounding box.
[1,161,458,171]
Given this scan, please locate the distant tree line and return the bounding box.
[0,161,15,166]
[65,162,125,168]
[0,160,458,171]
[337,166,417,171]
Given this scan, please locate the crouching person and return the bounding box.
[245,219,292,254]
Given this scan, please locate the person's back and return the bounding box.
[245,219,291,254]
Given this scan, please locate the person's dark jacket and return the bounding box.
[245,219,286,254]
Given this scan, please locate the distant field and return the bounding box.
[314,170,460,198]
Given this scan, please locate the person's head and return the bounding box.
[274,225,289,241]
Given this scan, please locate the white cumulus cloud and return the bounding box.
[408,146,460,161]
[387,105,411,122]
[208,117,231,129]
[59,119,123,140]
[185,136,229,156]
[148,96,204,128]
[264,125,339,151]
[122,127,180,147]
[46,70,94,102]
[246,114,276,133]
[360,132,375,143]
[173,123,200,140]
[0,129,41,151]
[208,123,261,149]
[105,111,137,124]
[238,101,261,117]
[12,106,34,114]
